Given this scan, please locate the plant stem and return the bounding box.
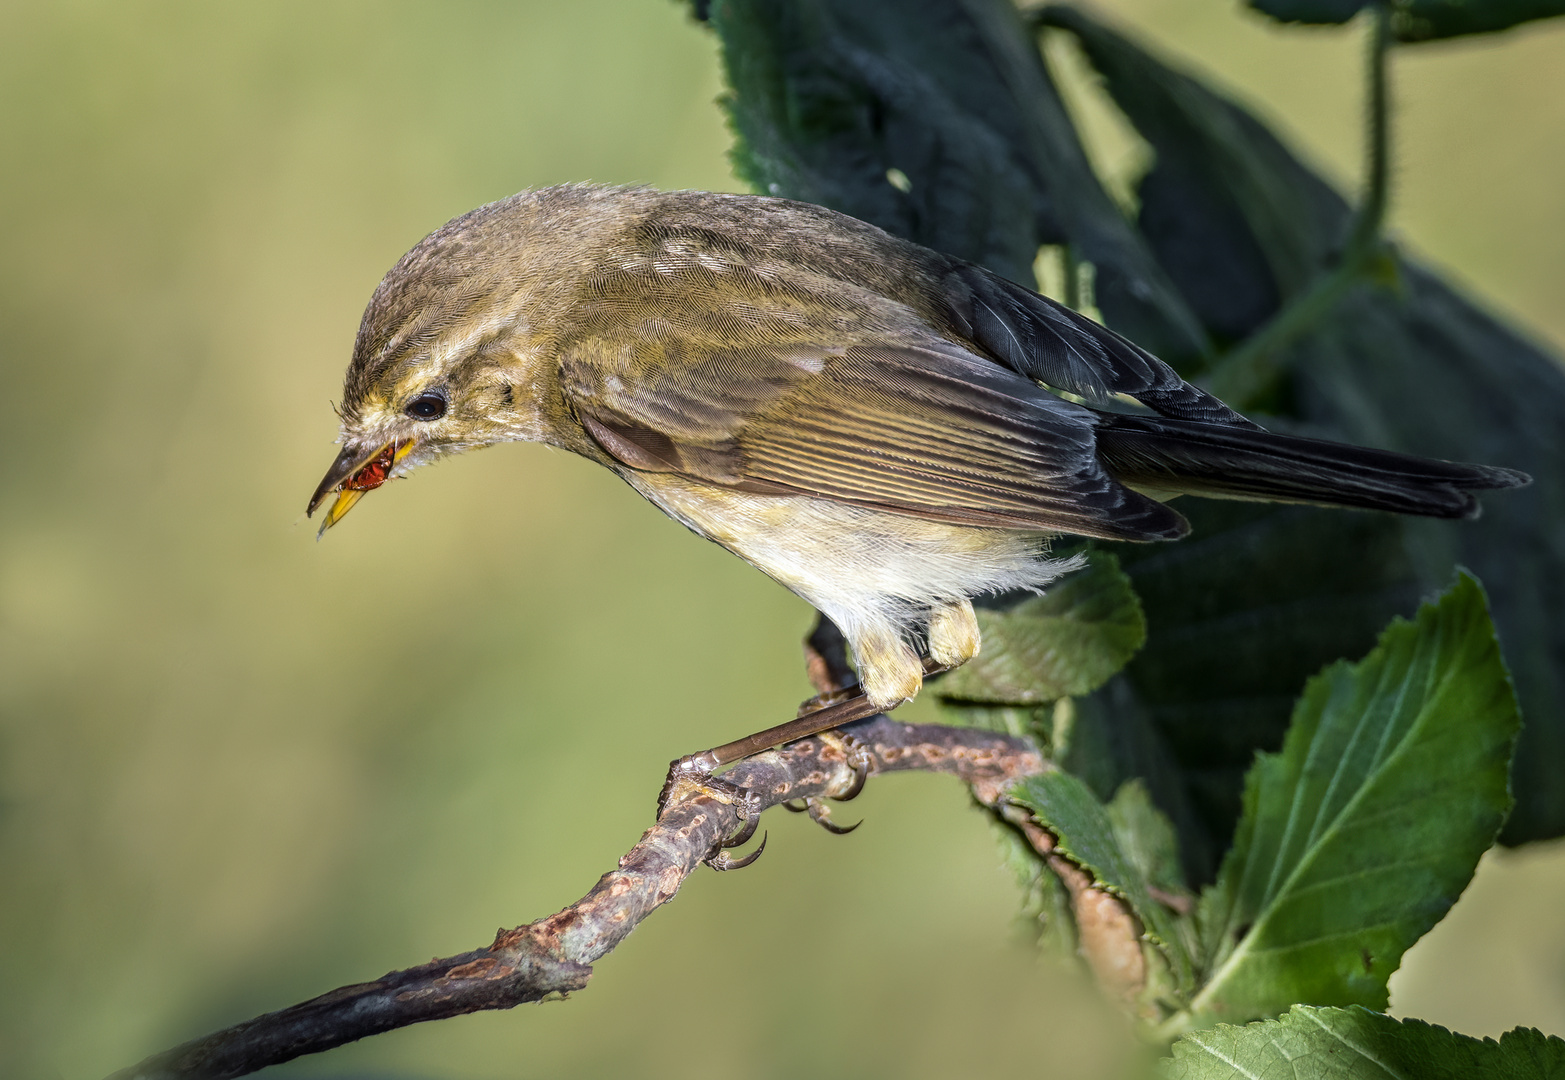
[105,715,1047,1080]
[1203,2,1394,410]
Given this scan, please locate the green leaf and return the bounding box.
[1109,502,1428,881]
[1012,771,1198,997]
[1053,685,1219,884]
[1043,2,1565,850]
[1164,1006,1565,1079]
[1395,0,1565,42]
[1247,0,1370,26]
[934,550,1145,705]
[990,814,1078,955]
[1183,575,1519,1027]
[696,0,1210,363]
[1245,0,1565,41]
[1107,778,1190,908]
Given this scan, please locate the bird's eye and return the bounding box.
[405,391,447,421]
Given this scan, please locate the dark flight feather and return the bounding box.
[934,262,1258,428]
[1094,413,1530,520]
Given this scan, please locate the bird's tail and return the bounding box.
[1094,413,1530,521]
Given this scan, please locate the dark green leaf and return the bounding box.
[1395,1,1565,42]
[934,550,1145,705]
[1107,778,1190,907]
[1108,501,1428,882]
[1244,0,1565,40]
[1247,0,1369,26]
[697,0,1210,363]
[1164,1006,1565,1080]
[1055,680,1220,884]
[1183,575,1519,1025]
[1044,2,1565,849]
[1012,771,1198,996]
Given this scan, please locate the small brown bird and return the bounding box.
[308,184,1527,718]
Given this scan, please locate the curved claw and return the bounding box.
[832,752,869,803]
[814,812,861,836]
[721,810,760,849]
[782,799,810,813]
[803,796,861,835]
[708,831,767,871]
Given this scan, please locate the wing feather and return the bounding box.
[562,335,1188,541]
[936,263,1259,428]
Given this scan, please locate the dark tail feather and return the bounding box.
[1095,413,1531,521]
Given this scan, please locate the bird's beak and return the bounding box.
[306,438,415,537]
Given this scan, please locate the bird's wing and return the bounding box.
[560,336,1188,542]
[933,262,1259,428]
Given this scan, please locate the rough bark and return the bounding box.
[109,715,1046,1080]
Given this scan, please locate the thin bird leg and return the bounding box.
[658,654,948,870]
[798,615,860,711]
[657,683,886,852]
[675,684,886,777]
[673,656,946,779]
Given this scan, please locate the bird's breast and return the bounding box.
[616,470,1068,617]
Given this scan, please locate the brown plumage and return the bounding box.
[308,184,1528,707]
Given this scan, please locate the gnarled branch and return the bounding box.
[109,714,1047,1080]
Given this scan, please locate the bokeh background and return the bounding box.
[1,2,1562,1077]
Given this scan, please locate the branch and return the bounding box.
[998,804,1148,1003]
[109,714,1046,1080]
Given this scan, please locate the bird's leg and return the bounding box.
[798,614,860,711]
[658,614,947,864]
[779,705,873,832]
[657,684,889,815]
[657,613,873,827]
[927,598,981,669]
[805,615,872,802]
[809,604,974,811]
[659,690,886,867]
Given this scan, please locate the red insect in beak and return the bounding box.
[306,439,414,537]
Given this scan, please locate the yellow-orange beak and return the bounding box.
[306,439,415,537]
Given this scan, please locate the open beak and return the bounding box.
[306,438,415,537]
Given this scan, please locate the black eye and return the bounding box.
[405,391,447,421]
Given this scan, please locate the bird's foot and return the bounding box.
[782,796,860,834]
[817,729,872,802]
[658,756,768,871]
[780,728,871,835]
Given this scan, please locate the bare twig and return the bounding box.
[108,714,1046,1080]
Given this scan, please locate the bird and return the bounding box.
[307,183,1528,722]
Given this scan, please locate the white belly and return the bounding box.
[621,471,1081,703]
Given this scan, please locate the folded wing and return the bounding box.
[562,336,1190,542]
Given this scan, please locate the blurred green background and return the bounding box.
[0,2,1561,1077]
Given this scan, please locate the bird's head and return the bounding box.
[305,188,612,535]
[304,330,526,536]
